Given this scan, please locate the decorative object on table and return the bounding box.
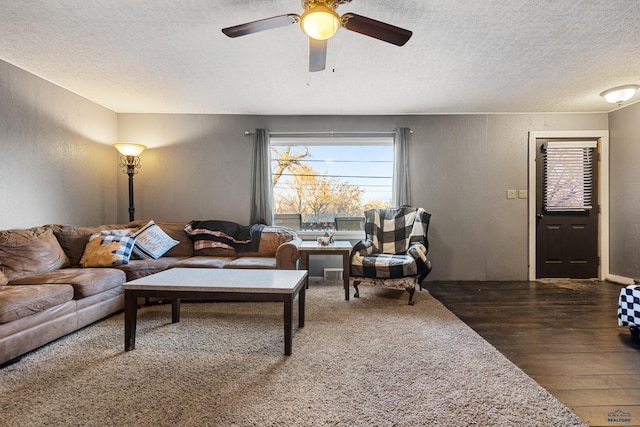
[317,230,335,246]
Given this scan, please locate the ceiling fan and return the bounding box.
[221,0,412,72]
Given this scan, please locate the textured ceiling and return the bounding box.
[1,0,639,115]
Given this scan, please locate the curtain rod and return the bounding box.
[243,130,412,136]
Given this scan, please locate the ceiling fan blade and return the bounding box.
[309,38,327,72]
[341,13,412,46]
[222,14,299,38]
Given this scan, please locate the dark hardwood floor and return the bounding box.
[424,280,640,427]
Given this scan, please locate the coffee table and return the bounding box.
[123,268,307,355]
[299,241,352,300]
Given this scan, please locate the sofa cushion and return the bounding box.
[130,220,179,260]
[171,257,233,269]
[0,227,70,281]
[47,223,133,266]
[10,268,125,299]
[116,257,184,281]
[225,257,277,269]
[194,247,238,257]
[0,284,74,324]
[79,232,137,267]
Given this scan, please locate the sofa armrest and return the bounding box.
[275,237,302,270]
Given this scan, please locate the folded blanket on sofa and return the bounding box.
[185,220,264,253]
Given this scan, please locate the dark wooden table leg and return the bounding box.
[124,290,138,351]
[342,250,350,300]
[284,294,293,355]
[172,298,180,323]
[301,253,309,289]
[298,285,305,328]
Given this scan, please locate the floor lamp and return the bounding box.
[113,142,147,222]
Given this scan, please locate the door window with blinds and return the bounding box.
[542,141,597,212]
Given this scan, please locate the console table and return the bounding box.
[299,241,352,300]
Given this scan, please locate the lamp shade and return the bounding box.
[300,5,340,40]
[113,142,147,156]
[600,84,639,105]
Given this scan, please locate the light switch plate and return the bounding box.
[507,190,517,199]
[518,189,528,199]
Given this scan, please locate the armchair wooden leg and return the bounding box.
[353,280,360,298]
[406,287,416,305]
[417,271,429,291]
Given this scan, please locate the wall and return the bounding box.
[1,59,616,281]
[115,114,263,224]
[609,101,640,280]
[118,112,608,281]
[0,60,118,229]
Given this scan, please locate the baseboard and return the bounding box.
[309,275,324,282]
[606,274,635,285]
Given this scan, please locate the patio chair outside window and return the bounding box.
[335,216,364,231]
[273,213,302,231]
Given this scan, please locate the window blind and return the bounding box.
[542,141,597,212]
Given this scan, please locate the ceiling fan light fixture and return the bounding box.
[600,84,639,105]
[301,5,341,40]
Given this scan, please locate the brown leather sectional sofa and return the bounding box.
[0,220,301,365]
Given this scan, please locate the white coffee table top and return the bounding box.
[123,268,307,293]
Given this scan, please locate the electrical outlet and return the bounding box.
[518,189,528,199]
[507,189,517,199]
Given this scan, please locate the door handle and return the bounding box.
[537,214,544,219]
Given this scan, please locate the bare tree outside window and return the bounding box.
[271,141,393,231]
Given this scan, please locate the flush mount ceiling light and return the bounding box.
[600,84,639,106]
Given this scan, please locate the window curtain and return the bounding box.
[392,127,411,207]
[250,128,273,224]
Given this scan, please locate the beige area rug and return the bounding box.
[0,282,586,427]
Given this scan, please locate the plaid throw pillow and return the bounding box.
[79,231,137,267]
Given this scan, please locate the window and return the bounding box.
[271,134,394,232]
[542,141,597,212]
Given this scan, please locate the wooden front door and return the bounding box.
[535,138,599,278]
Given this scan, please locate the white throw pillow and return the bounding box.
[131,220,179,260]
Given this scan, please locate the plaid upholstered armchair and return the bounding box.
[350,206,432,305]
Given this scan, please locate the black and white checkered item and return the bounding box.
[618,284,640,327]
[351,206,431,281]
